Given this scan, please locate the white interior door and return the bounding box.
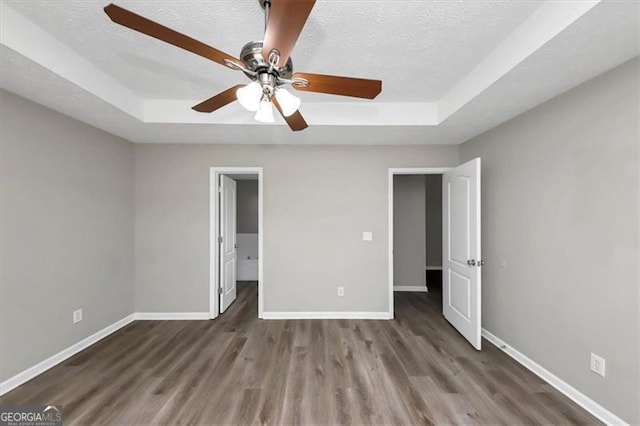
[219,175,237,313]
[443,158,482,350]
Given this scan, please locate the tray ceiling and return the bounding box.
[1,0,638,144]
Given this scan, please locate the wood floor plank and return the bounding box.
[0,283,602,425]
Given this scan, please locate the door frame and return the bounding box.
[387,167,451,318]
[210,167,264,320]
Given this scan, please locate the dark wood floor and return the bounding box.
[1,283,599,425]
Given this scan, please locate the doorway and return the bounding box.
[210,167,263,320]
[392,173,443,293]
[388,160,482,349]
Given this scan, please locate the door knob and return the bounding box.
[478,260,485,266]
[467,259,476,266]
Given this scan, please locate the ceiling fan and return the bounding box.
[104,0,382,131]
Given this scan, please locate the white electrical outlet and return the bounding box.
[362,232,373,241]
[590,353,606,377]
[73,309,83,324]
[337,286,344,297]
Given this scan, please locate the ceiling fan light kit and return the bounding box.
[104,0,382,131]
[274,88,301,117]
[236,82,262,112]
[255,97,275,123]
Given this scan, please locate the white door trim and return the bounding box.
[388,167,452,318]
[210,167,264,320]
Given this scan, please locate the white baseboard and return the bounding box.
[134,312,209,320]
[262,311,393,320]
[0,314,135,396]
[394,285,429,292]
[481,329,629,426]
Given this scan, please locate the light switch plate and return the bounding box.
[590,353,606,377]
[362,232,373,241]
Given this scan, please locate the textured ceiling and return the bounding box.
[1,0,638,144]
[6,0,543,101]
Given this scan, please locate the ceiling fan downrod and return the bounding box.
[263,0,271,33]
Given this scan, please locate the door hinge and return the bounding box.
[218,287,223,294]
[218,186,223,193]
[218,236,223,244]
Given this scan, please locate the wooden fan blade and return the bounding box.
[272,98,308,131]
[192,85,243,113]
[104,4,242,68]
[292,73,382,99]
[262,0,316,68]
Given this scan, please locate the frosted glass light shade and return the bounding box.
[254,99,275,123]
[275,88,301,117]
[236,82,262,112]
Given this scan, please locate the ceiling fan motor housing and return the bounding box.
[240,41,293,82]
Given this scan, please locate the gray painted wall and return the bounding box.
[0,90,134,382]
[236,180,258,234]
[460,58,640,424]
[2,56,637,423]
[425,174,442,267]
[134,145,459,313]
[393,175,426,288]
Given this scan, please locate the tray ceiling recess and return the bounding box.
[1,0,637,144]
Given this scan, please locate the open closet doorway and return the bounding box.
[388,160,482,349]
[392,173,443,293]
[210,167,263,320]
